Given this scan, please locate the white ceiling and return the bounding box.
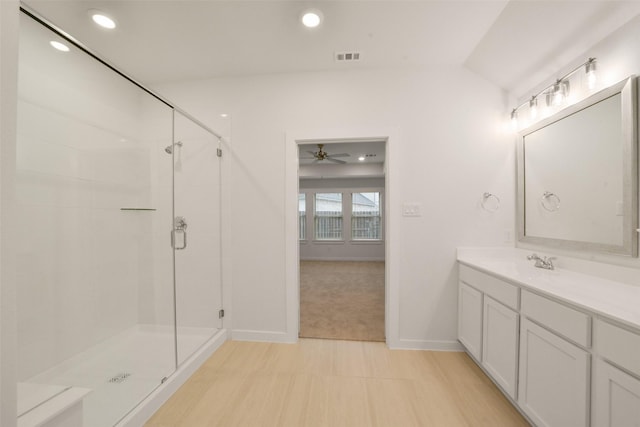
[465,0,640,98]
[22,1,640,97]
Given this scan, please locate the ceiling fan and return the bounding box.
[300,144,350,164]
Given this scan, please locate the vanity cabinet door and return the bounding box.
[482,296,519,399]
[458,282,482,361]
[593,358,640,427]
[518,318,590,427]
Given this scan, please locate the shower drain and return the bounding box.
[107,372,131,384]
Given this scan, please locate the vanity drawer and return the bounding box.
[459,265,518,310]
[521,290,591,348]
[595,319,640,377]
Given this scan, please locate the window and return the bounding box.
[314,193,343,240]
[299,193,306,240]
[352,192,381,240]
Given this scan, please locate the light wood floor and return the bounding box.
[146,339,530,426]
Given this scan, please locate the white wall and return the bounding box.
[514,14,640,269]
[157,65,514,347]
[299,177,385,261]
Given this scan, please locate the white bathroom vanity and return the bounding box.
[457,247,640,427]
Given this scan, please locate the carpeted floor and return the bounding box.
[299,261,385,342]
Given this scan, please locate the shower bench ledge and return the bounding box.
[18,386,91,427]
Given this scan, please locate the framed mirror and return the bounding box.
[517,76,638,257]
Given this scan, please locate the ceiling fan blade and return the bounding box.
[300,156,316,160]
[326,157,346,164]
[312,159,321,164]
[306,151,317,156]
[328,153,350,157]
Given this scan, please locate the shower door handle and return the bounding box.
[171,229,187,250]
[171,216,188,250]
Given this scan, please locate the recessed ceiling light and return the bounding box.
[220,113,228,118]
[49,40,70,52]
[89,10,116,29]
[301,10,323,28]
[358,156,366,161]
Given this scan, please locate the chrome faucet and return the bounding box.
[527,253,556,270]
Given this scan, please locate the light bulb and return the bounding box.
[529,97,538,120]
[552,83,564,106]
[549,80,570,107]
[586,59,597,90]
[89,10,116,29]
[510,109,518,131]
[49,40,69,52]
[301,10,322,28]
[587,72,597,90]
[358,156,365,161]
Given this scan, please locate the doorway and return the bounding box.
[297,140,386,341]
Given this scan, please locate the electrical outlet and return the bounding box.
[402,203,421,217]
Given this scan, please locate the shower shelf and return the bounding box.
[120,208,157,211]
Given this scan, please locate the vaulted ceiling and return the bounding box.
[22,1,640,99]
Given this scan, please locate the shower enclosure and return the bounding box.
[15,9,223,427]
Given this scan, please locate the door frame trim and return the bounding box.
[284,127,401,347]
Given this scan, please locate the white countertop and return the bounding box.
[457,247,640,330]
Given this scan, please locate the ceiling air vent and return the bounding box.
[335,51,361,62]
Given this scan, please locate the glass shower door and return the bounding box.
[15,12,177,427]
[172,111,223,364]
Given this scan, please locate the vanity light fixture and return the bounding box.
[49,40,70,52]
[529,96,538,120]
[301,10,323,28]
[358,156,366,161]
[89,9,116,29]
[549,81,562,106]
[547,80,570,107]
[510,109,518,130]
[586,58,597,89]
[509,57,596,129]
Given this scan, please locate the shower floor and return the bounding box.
[19,325,217,427]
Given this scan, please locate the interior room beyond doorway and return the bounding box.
[298,140,386,342]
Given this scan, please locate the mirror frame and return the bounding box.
[516,76,638,257]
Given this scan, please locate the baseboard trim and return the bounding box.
[231,329,297,344]
[389,338,464,351]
